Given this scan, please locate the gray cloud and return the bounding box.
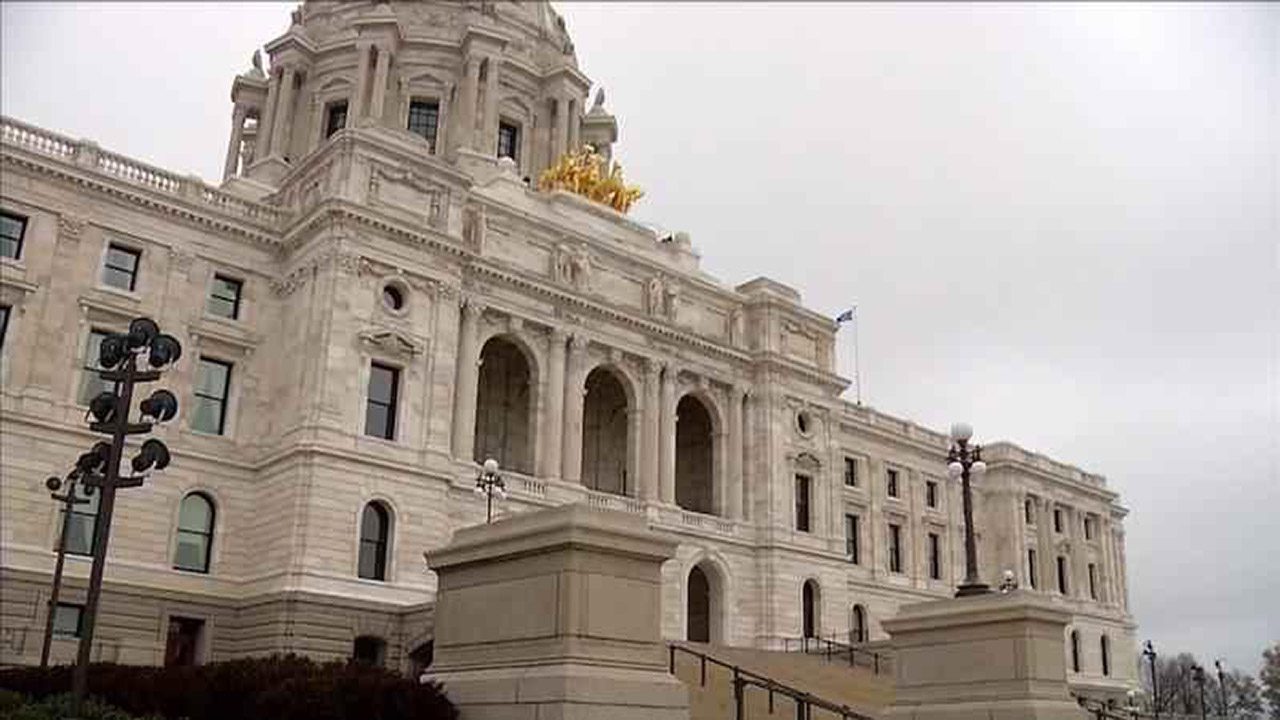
[2,0,1276,674]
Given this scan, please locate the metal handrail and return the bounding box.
[669,643,877,720]
[782,634,890,676]
[1074,693,1153,720]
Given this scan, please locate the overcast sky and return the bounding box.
[2,2,1276,674]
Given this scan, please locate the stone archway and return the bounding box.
[686,565,711,643]
[802,579,820,639]
[474,336,534,474]
[582,367,629,495]
[675,395,715,514]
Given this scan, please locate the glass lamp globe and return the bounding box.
[947,461,964,479]
[949,422,973,442]
[971,460,987,476]
[483,458,499,474]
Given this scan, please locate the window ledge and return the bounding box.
[93,283,142,303]
[188,317,259,354]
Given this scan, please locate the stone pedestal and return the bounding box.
[424,504,690,720]
[883,590,1087,720]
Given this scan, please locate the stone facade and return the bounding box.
[0,0,1134,699]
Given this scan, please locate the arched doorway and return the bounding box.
[675,395,714,514]
[802,580,820,639]
[582,367,629,495]
[850,604,867,644]
[686,565,711,643]
[474,336,533,474]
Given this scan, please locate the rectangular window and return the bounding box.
[1025,497,1035,525]
[844,513,860,564]
[886,468,899,498]
[63,482,100,557]
[192,358,232,435]
[79,329,114,404]
[1027,548,1038,589]
[206,275,242,320]
[52,603,84,637]
[164,616,205,667]
[843,457,858,487]
[497,121,520,163]
[888,523,902,573]
[928,532,941,580]
[407,99,440,149]
[1084,515,1095,540]
[925,480,938,508]
[1053,508,1063,533]
[1088,563,1098,600]
[365,362,399,440]
[0,304,9,351]
[1056,555,1069,595]
[325,101,348,139]
[102,243,141,291]
[1,211,27,260]
[794,474,811,532]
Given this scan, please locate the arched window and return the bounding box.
[352,635,386,666]
[359,502,391,581]
[802,580,820,639]
[474,337,534,474]
[1069,629,1081,673]
[1100,634,1111,677]
[851,604,867,644]
[173,493,215,573]
[675,395,715,515]
[582,367,630,496]
[687,565,711,643]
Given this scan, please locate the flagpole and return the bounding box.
[851,306,862,405]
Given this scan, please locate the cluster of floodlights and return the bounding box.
[60,317,182,716]
[474,458,507,523]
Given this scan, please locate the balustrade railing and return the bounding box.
[1,115,286,228]
[782,635,892,677]
[669,643,876,720]
[584,489,645,514]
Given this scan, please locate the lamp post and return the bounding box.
[1143,641,1159,720]
[1192,664,1207,720]
[946,422,989,597]
[1215,659,1229,718]
[474,458,506,523]
[1125,689,1141,720]
[39,471,90,667]
[70,317,180,717]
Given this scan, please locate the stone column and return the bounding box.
[560,333,588,483]
[369,45,392,123]
[269,65,298,157]
[1036,500,1053,592]
[568,98,580,150]
[481,55,500,155]
[223,104,248,180]
[725,387,743,520]
[658,365,677,504]
[353,42,372,118]
[541,327,567,478]
[255,67,281,160]
[552,95,568,160]
[455,56,481,151]
[451,297,484,462]
[639,359,660,501]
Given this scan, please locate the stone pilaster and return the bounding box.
[480,56,500,154]
[658,364,677,504]
[560,333,588,483]
[541,327,567,478]
[369,45,392,122]
[725,386,744,520]
[454,56,481,151]
[552,96,568,160]
[640,360,660,501]
[255,67,281,160]
[353,42,372,118]
[269,65,298,157]
[451,296,484,462]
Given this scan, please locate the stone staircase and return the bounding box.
[669,642,894,720]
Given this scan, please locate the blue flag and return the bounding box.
[835,308,855,324]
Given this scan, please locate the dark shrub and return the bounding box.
[0,655,457,720]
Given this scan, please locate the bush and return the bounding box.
[0,655,457,720]
[0,691,161,720]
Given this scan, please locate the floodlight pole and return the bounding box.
[39,473,90,667]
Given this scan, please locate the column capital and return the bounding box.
[643,357,662,379]
[549,325,570,344]
[568,332,590,352]
[460,294,487,316]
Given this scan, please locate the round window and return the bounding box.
[382,284,405,312]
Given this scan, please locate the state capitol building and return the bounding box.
[0,0,1136,699]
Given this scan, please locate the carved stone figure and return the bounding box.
[570,245,591,291]
[592,87,606,111]
[646,277,664,317]
[462,203,487,253]
[250,50,265,78]
[729,306,744,347]
[553,243,574,286]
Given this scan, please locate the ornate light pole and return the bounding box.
[1144,641,1160,720]
[70,317,180,716]
[1192,663,1207,720]
[1215,659,1230,718]
[39,471,90,667]
[474,458,506,524]
[946,422,989,597]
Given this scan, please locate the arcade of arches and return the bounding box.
[454,324,746,519]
